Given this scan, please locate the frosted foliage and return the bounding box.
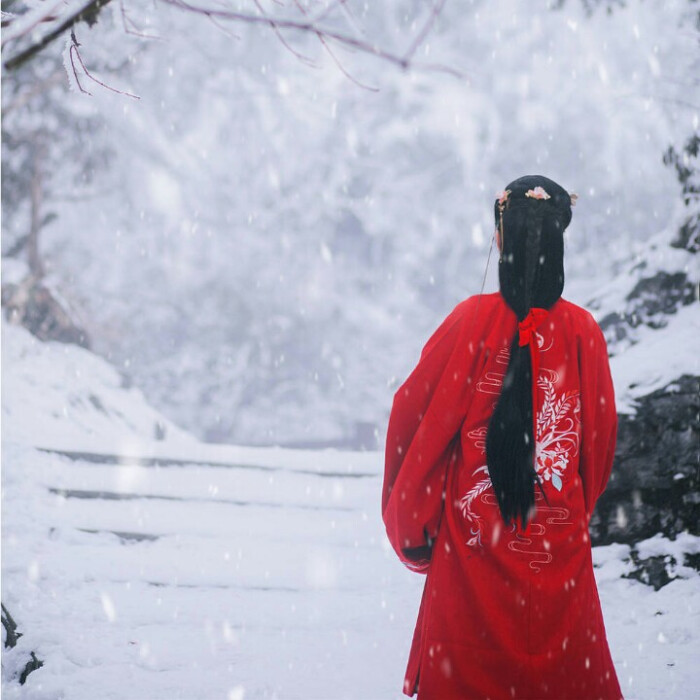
[2,0,697,446]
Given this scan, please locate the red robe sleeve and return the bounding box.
[382,299,479,572]
[577,310,618,518]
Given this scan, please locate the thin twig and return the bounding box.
[69,34,92,95]
[69,29,141,99]
[402,0,447,63]
[292,0,378,91]
[336,0,365,39]
[161,0,464,78]
[252,0,316,66]
[119,0,162,40]
[206,13,242,40]
[306,0,346,25]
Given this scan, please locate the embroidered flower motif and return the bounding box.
[460,368,580,546]
[525,186,551,200]
[534,378,581,491]
[496,189,511,205]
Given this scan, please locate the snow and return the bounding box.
[2,2,699,696]
[610,303,700,414]
[4,0,696,448]
[3,316,700,698]
[1,320,196,449]
[593,545,700,699]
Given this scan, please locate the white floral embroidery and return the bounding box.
[460,467,493,547]
[460,361,581,550]
[534,372,581,490]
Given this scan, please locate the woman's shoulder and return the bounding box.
[420,294,504,358]
[553,299,608,349]
[451,292,504,317]
[439,293,608,336]
[555,298,603,327]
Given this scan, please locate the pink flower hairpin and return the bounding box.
[496,189,511,205]
[525,186,551,200]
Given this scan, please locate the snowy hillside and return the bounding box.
[569,210,700,546]
[2,316,197,451]
[3,314,700,699]
[584,223,699,414]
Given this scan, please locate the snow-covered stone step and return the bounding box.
[40,457,377,510]
[36,446,380,478]
[18,575,410,632]
[43,490,381,544]
[11,534,392,593]
[48,487,361,514]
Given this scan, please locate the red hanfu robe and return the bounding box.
[383,292,622,700]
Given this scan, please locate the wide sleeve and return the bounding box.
[382,299,480,572]
[577,311,618,518]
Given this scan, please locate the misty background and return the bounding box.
[2,0,697,447]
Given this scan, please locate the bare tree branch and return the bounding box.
[306,0,348,26]
[3,0,466,88]
[402,0,447,63]
[119,0,162,40]
[161,0,466,78]
[1,0,65,43]
[292,0,379,91]
[205,13,242,41]
[251,0,317,67]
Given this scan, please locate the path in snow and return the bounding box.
[2,440,699,700]
[2,441,418,700]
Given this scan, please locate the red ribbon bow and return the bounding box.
[518,307,549,442]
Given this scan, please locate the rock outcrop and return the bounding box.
[589,145,699,546]
[590,374,699,545]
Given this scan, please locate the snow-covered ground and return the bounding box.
[2,319,700,699]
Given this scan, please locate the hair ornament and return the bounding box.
[525,186,551,200]
[569,192,579,206]
[496,189,511,205]
[496,190,511,263]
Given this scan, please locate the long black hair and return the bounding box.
[485,175,573,529]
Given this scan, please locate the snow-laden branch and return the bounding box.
[3,0,466,85]
[3,0,114,71]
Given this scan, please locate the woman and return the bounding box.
[382,175,622,699]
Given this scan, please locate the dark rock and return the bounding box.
[2,603,22,649]
[154,420,167,441]
[599,272,698,346]
[590,374,699,546]
[623,554,675,591]
[622,546,699,591]
[2,276,91,348]
[2,603,44,685]
[19,652,43,685]
[671,212,700,253]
